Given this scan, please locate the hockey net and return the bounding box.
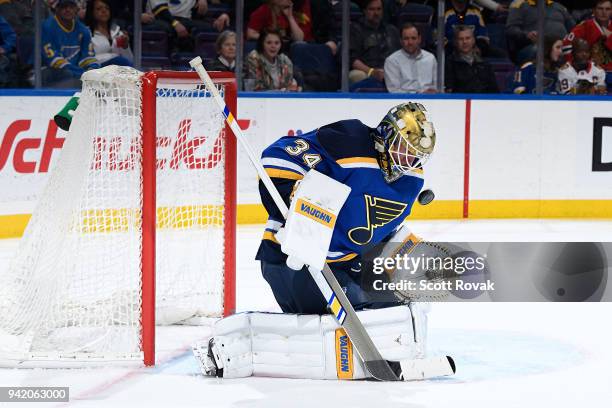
[0,66,236,366]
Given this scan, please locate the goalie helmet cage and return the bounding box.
[0,67,236,367]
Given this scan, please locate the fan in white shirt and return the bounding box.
[384,23,437,93]
[85,0,133,67]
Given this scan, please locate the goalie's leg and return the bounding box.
[260,261,400,314]
[193,305,426,380]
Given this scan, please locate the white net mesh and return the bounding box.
[0,66,230,365]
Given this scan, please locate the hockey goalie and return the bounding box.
[193,102,438,380]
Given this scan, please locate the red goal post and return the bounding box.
[141,70,237,365]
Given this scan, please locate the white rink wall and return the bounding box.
[1,92,612,236]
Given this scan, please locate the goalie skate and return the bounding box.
[193,338,224,378]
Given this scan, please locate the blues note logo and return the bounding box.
[348,195,406,245]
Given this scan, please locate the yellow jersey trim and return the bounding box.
[327,253,358,263]
[336,157,378,165]
[54,15,75,33]
[153,5,170,16]
[264,168,305,180]
[262,230,279,244]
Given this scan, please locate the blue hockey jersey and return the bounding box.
[511,62,558,94]
[42,15,98,74]
[256,119,424,267]
[0,15,16,54]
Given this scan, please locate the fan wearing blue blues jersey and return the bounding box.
[42,0,99,87]
[511,35,564,94]
[256,103,436,315]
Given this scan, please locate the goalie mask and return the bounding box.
[375,103,436,183]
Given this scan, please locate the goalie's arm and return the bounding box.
[258,136,321,224]
[258,177,298,227]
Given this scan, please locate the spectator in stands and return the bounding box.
[384,23,437,93]
[105,0,144,29]
[246,28,301,91]
[85,0,133,67]
[246,0,314,46]
[474,0,508,14]
[0,15,18,88]
[506,0,575,65]
[41,0,99,88]
[207,30,236,72]
[558,0,593,23]
[0,0,36,36]
[445,25,499,93]
[244,1,268,24]
[385,0,508,16]
[147,0,211,51]
[46,0,87,19]
[206,0,234,32]
[562,0,611,86]
[558,37,607,94]
[349,0,400,89]
[311,0,339,55]
[76,0,87,20]
[511,35,564,94]
[445,0,505,57]
[197,1,268,34]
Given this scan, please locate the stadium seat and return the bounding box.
[488,59,515,71]
[488,59,516,93]
[16,35,34,66]
[290,43,335,74]
[495,70,513,93]
[332,2,363,23]
[195,34,217,59]
[413,22,434,50]
[289,42,338,91]
[396,4,434,25]
[171,52,200,69]
[207,3,231,19]
[244,41,257,56]
[142,31,169,57]
[195,31,218,43]
[493,11,509,24]
[487,24,507,54]
[141,56,172,70]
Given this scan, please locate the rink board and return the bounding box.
[0,92,611,237]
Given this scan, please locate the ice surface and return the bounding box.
[0,220,611,407]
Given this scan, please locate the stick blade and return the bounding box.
[364,360,401,381]
[399,356,456,381]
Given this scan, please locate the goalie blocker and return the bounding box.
[193,304,429,380]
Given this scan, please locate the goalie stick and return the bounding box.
[189,57,455,381]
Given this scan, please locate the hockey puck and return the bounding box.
[418,189,435,205]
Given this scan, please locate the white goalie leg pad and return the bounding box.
[196,305,429,380]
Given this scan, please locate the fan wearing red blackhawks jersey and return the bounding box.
[255,103,436,314]
[562,0,612,72]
